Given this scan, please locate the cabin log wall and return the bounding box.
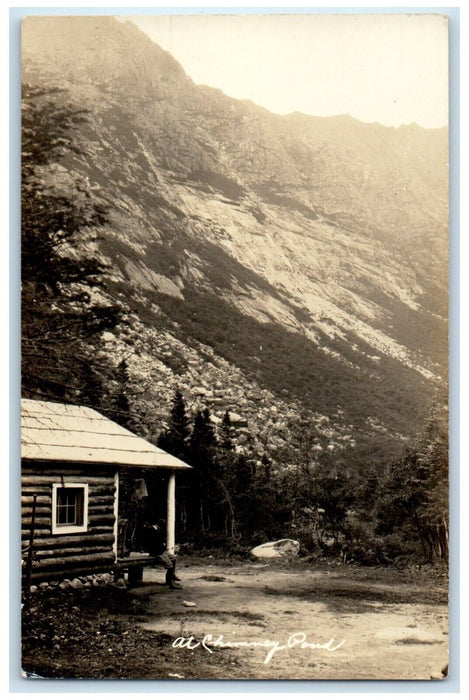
[22,461,117,582]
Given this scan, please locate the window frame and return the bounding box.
[51,482,89,535]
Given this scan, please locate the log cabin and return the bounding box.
[21,398,192,585]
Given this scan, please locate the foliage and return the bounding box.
[151,390,448,567]
[220,411,234,451]
[107,359,132,427]
[375,399,448,562]
[21,83,120,404]
[157,389,191,459]
[153,392,289,544]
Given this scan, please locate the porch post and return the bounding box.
[166,471,176,554]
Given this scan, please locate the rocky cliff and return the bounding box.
[21,15,448,471]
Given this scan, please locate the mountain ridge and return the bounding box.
[21,15,448,472]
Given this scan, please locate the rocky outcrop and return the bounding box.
[21,16,448,471]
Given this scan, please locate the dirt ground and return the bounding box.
[135,558,448,681]
[21,558,449,681]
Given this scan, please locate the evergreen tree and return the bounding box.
[215,410,238,536]
[21,83,120,402]
[230,453,255,536]
[416,401,449,559]
[157,390,190,460]
[260,454,272,483]
[375,399,448,562]
[108,358,132,428]
[220,411,234,452]
[188,408,219,532]
[190,408,217,458]
[79,365,105,411]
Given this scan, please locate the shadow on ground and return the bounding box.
[261,579,447,615]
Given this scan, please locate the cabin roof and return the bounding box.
[21,399,192,470]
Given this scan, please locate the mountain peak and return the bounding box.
[22,15,189,99]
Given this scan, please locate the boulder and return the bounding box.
[251,539,300,559]
[229,412,248,426]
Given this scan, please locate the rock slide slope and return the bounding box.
[22,16,448,469]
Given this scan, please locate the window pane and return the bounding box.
[55,488,84,526]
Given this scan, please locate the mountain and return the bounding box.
[21,16,448,472]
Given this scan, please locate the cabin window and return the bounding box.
[52,483,89,534]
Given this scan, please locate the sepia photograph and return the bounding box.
[20,12,449,681]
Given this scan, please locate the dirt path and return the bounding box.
[135,561,448,680]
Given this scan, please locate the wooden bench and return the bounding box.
[114,553,162,585]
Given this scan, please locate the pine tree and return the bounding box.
[157,390,190,460]
[109,359,132,428]
[220,411,234,452]
[260,454,272,483]
[190,408,217,459]
[79,365,105,411]
[188,408,221,533]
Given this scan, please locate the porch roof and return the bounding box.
[21,398,192,470]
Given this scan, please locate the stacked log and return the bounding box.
[21,462,118,582]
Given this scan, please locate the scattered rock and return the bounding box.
[182,600,197,607]
[70,578,84,589]
[228,411,248,426]
[112,578,127,589]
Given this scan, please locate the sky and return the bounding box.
[129,13,448,129]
